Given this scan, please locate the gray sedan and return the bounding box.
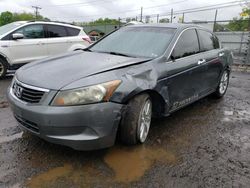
[7,24,233,150]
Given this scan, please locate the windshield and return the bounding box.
[0,22,25,35]
[90,26,176,58]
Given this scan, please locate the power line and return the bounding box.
[48,0,187,19]
[41,0,113,7]
[47,0,250,21]
[173,0,249,14]
[135,0,250,20]
[42,0,113,8]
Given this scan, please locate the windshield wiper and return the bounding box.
[83,48,93,52]
[84,50,136,58]
[106,51,136,57]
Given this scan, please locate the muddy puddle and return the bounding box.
[104,146,177,182]
[223,109,250,122]
[26,146,177,187]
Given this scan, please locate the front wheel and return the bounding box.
[213,70,229,98]
[119,94,152,145]
[0,58,7,79]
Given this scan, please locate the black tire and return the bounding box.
[213,70,229,98]
[0,58,7,79]
[119,94,152,145]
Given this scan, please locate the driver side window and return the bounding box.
[15,24,45,39]
[172,29,199,59]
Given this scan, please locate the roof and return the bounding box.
[126,23,208,31]
[13,20,82,29]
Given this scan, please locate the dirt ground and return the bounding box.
[0,71,249,188]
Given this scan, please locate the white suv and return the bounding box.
[0,21,91,78]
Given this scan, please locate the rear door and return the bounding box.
[46,24,70,56]
[163,29,206,112]
[196,29,223,91]
[8,24,47,64]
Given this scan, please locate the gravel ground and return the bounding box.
[0,71,249,188]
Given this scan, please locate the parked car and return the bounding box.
[89,35,100,43]
[7,24,233,150]
[0,21,91,78]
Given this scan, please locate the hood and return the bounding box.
[16,51,150,90]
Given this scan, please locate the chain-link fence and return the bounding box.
[182,20,250,65]
[81,4,250,65]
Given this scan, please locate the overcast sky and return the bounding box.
[0,0,249,23]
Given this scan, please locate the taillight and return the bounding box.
[82,37,92,44]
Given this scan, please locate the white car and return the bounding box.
[0,21,91,78]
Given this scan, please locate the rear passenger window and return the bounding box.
[47,25,67,37]
[172,29,199,59]
[198,30,219,51]
[67,27,80,36]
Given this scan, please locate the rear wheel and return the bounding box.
[0,58,7,79]
[120,94,152,145]
[213,70,229,98]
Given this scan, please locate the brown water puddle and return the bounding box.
[26,146,177,187]
[27,164,73,188]
[104,146,177,183]
[27,163,101,188]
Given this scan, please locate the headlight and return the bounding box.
[51,80,121,106]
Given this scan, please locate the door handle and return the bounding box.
[218,52,224,57]
[198,59,206,65]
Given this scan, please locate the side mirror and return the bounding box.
[12,33,24,40]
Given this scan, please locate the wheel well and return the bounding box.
[0,54,6,61]
[0,54,9,68]
[128,90,166,117]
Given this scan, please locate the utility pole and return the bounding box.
[32,6,42,20]
[157,14,159,23]
[213,9,218,32]
[140,7,143,22]
[182,12,185,23]
[118,17,121,28]
[170,8,173,23]
[247,14,250,64]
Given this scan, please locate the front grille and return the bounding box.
[15,115,39,133]
[12,80,46,103]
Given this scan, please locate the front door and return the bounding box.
[162,29,206,112]
[8,24,47,65]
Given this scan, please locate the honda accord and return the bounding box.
[7,24,233,150]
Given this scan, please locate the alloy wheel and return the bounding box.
[138,99,152,143]
[0,62,4,76]
[219,71,229,95]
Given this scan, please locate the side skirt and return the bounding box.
[168,89,216,114]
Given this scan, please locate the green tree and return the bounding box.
[159,18,169,23]
[88,18,120,25]
[0,11,13,26]
[0,11,50,26]
[226,8,250,31]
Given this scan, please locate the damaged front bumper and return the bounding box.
[7,88,124,150]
